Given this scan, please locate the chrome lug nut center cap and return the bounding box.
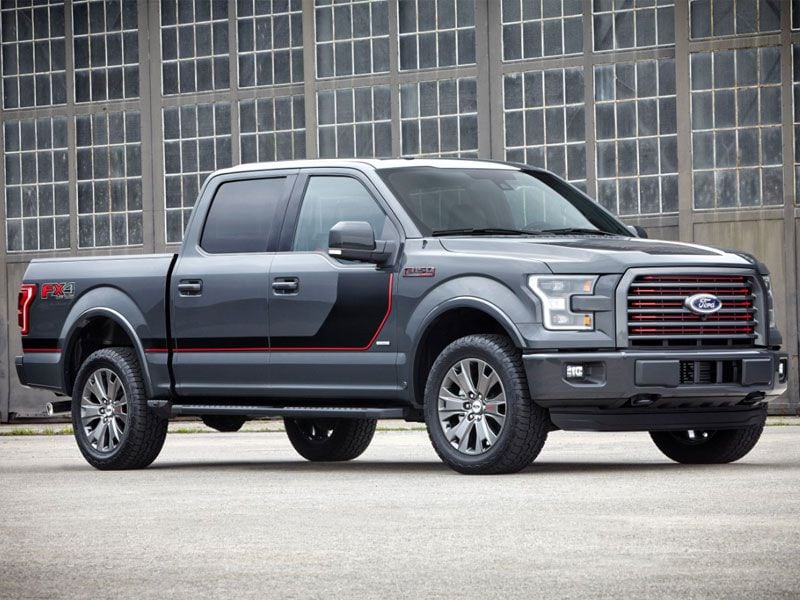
[470,400,483,413]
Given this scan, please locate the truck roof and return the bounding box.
[214,157,521,177]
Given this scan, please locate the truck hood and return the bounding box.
[438,236,756,274]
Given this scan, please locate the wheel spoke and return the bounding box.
[92,421,108,449]
[477,418,497,447]
[457,421,475,452]
[107,374,121,404]
[484,411,506,429]
[81,404,102,419]
[451,360,477,395]
[485,391,506,407]
[477,366,499,397]
[446,415,471,443]
[87,374,107,402]
[439,389,466,411]
[109,418,123,445]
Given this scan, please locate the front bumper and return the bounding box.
[523,349,787,431]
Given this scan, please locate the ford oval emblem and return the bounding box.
[685,293,723,315]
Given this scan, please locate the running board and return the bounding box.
[148,400,406,420]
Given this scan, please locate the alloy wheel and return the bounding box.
[438,358,507,455]
[80,368,128,453]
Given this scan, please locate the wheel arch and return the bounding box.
[409,297,525,408]
[59,289,155,397]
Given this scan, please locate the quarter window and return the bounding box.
[201,177,286,253]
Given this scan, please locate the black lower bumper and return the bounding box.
[549,404,768,432]
[523,349,787,432]
[15,355,26,386]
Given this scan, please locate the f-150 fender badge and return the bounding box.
[403,267,436,278]
[41,282,75,300]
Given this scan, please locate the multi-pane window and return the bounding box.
[1,0,66,108]
[160,0,229,95]
[75,112,143,248]
[690,0,780,39]
[318,86,392,157]
[593,0,675,52]
[4,118,70,252]
[163,102,233,243]
[240,95,306,163]
[315,0,389,78]
[400,78,478,157]
[501,0,583,61]
[594,59,678,215]
[794,45,800,201]
[72,0,139,103]
[691,47,783,209]
[398,0,475,70]
[237,0,303,88]
[504,68,586,189]
[794,0,800,29]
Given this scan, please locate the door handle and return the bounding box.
[272,277,299,294]
[178,280,203,296]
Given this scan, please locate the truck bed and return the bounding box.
[19,253,177,395]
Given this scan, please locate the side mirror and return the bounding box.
[626,224,648,238]
[328,221,395,265]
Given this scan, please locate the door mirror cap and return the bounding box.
[626,224,648,239]
[328,221,395,265]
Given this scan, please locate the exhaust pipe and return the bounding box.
[46,400,72,415]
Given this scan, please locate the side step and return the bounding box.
[148,400,407,420]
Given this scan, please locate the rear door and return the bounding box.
[267,169,402,399]
[170,172,294,397]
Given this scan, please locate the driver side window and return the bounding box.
[292,176,394,252]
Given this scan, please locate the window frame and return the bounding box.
[278,168,402,254]
[190,170,297,256]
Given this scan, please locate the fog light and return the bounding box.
[778,358,788,383]
[565,364,584,379]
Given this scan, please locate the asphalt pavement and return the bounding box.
[1,427,799,599]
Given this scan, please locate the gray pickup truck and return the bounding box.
[16,159,788,474]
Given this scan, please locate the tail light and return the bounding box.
[18,284,36,335]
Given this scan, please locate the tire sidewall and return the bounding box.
[71,353,138,465]
[424,341,522,468]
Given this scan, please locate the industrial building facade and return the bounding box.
[1,0,799,419]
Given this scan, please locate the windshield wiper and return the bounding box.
[432,227,535,237]
[539,227,617,237]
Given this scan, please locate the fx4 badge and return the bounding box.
[41,282,75,300]
[403,267,436,278]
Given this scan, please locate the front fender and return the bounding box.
[59,287,156,397]
[405,276,535,351]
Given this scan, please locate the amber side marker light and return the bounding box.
[18,284,37,335]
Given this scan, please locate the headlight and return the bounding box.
[528,275,598,331]
[763,275,776,329]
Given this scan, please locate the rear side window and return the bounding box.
[201,178,286,253]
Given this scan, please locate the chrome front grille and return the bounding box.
[626,274,758,348]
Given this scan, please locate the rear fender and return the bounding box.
[59,287,156,397]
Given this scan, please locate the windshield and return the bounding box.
[378,167,629,236]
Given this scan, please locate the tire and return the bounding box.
[424,334,548,475]
[284,418,376,462]
[650,423,765,464]
[201,415,247,432]
[71,347,168,470]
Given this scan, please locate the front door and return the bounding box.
[170,174,292,397]
[267,172,401,399]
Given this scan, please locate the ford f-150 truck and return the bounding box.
[16,159,788,474]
